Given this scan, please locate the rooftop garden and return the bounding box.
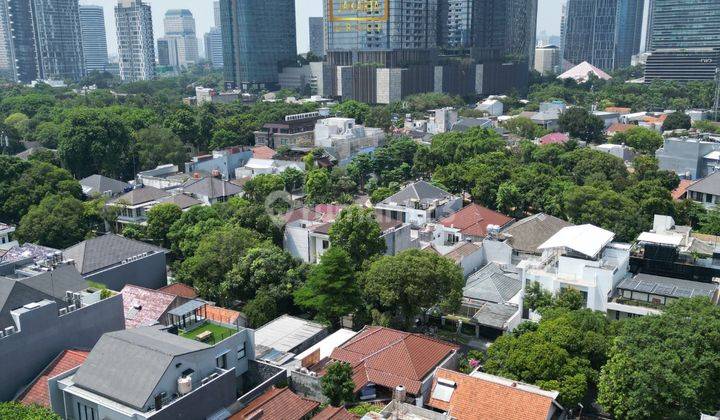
[180,322,237,344]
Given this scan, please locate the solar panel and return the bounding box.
[635,282,656,293]
[674,288,693,298]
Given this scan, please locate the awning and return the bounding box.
[168,299,206,317]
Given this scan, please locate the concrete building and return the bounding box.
[309,16,324,57]
[162,9,199,68]
[644,48,720,83]
[439,0,473,49]
[204,27,224,68]
[115,0,155,81]
[254,111,325,150]
[375,181,463,227]
[656,134,720,179]
[52,325,257,419]
[562,0,644,70]
[220,0,297,90]
[0,222,15,248]
[519,224,631,313]
[476,99,504,117]
[79,5,109,73]
[63,234,168,291]
[314,117,385,165]
[184,146,253,181]
[0,253,125,401]
[254,315,327,363]
[647,0,720,51]
[534,45,561,74]
[278,65,314,91]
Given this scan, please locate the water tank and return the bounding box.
[178,375,193,395]
[393,385,406,402]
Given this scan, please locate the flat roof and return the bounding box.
[294,328,357,361]
[254,315,325,353]
[637,232,684,247]
[538,224,614,258]
[167,299,206,317]
[618,274,717,299]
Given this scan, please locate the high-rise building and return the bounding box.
[213,0,221,28]
[562,0,644,70]
[309,16,325,57]
[470,0,538,66]
[156,38,172,67]
[439,0,473,50]
[220,0,297,90]
[163,9,199,67]
[647,0,720,50]
[204,27,224,68]
[535,45,561,74]
[0,0,17,80]
[115,0,155,81]
[79,5,109,73]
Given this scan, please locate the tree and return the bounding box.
[553,287,584,310]
[4,112,30,138]
[334,100,371,123]
[558,107,605,143]
[305,169,333,204]
[524,281,553,312]
[280,167,304,192]
[167,206,223,260]
[134,125,188,171]
[496,182,523,216]
[362,249,463,328]
[613,126,663,154]
[698,209,720,235]
[321,361,356,407]
[365,106,393,130]
[164,107,201,150]
[598,298,720,420]
[243,174,285,203]
[0,402,61,419]
[34,121,62,148]
[370,187,395,204]
[225,245,302,302]
[295,247,359,327]
[504,116,543,139]
[328,205,386,268]
[15,194,90,249]
[243,288,280,328]
[57,107,134,179]
[661,111,691,131]
[146,203,182,248]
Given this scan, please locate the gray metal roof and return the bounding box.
[109,186,169,206]
[464,263,521,304]
[182,177,244,199]
[73,326,208,411]
[79,174,130,196]
[381,180,453,207]
[503,213,573,254]
[167,299,205,317]
[617,274,718,299]
[63,234,166,275]
[156,193,203,210]
[687,171,720,196]
[472,302,519,329]
[254,315,326,353]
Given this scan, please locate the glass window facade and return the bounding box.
[648,0,720,51]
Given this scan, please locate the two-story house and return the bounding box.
[375,181,462,228]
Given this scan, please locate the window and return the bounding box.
[237,341,247,360]
[706,193,713,203]
[77,402,96,420]
[216,353,228,369]
[322,240,330,249]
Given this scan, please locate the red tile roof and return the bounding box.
[439,204,514,238]
[672,179,694,200]
[606,123,635,134]
[427,369,560,420]
[252,146,277,160]
[313,406,357,420]
[539,132,570,145]
[315,204,346,223]
[605,107,632,114]
[328,327,458,395]
[159,283,198,299]
[120,285,179,329]
[283,207,324,224]
[17,350,89,407]
[230,387,319,420]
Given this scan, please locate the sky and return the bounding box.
[82,0,564,57]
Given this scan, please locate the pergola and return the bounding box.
[168,300,207,330]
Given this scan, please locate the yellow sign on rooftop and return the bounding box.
[328,0,389,22]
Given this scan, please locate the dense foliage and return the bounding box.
[0,402,61,420]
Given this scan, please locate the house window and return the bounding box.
[216,353,228,369]
[322,240,330,249]
[706,194,713,203]
[77,402,96,420]
[237,342,246,360]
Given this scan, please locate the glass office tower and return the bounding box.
[220,0,297,90]
[648,0,720,50]
[79,5,109,73]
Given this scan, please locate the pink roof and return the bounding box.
[539,132,570,145]
[17,350,89,407]
[558,61,612,82]
[252,146,277,159]
[314,204,346,223]
[120,285,178,329]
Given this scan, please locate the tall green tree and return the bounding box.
[321,361,356,407]
[243,174,285,203]
[305,169,333,204]
[612,126,663,154]
[0,402,61,419]
[146,203,183,248]
[16,194,90,249]
[134,125,188,171]
[558,107,605,143]
[295,247,359,327]
[328,205,386,268]
[661,111,691,131]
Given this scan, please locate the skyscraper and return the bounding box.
[439,0,473,49]
[309,16,325,57]
[204,27,224,68]
[79,5,109,73]
[647,0,720,50]
[115,0,155,81]
[213,0,221,28]
[562,0,644,70]
[162,9,199,67]
[220,0,297,90]
[470,0,538,66]
[0,0,17,80]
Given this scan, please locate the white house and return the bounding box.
[0,222,16,249]
[374,181,462,228]
[476,99,504,117]
[518,224,630,312]
[234,158,304,179]
[314,118,385,165]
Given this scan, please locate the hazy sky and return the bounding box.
[82,0,564,56]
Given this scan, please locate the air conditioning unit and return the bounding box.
[4,326,15,336]
[67,304,76,312]
[66,291,74,301]
[59,308,68,315]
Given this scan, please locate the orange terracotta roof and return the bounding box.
[605,107,632,114]
[328,326,458,395]
[17,350,89,407]
[252,146,277,159]
[439,204,514,238]
[606,123,635,134]
[230,387,318,420]
[159,283,198,299]
[205,305,243,326]
[313,406,357,420]
[672,179,694,200]
[427,369,560,420]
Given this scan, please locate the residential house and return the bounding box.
[136,165,192,190]
[424,241,486,278]
[63,234,168,291]
[364,400,451,419]
[184,146,254,181]
[594,143,636,162]
[436,204,514,244]
[375,181,462,227]
[427,108,458,134]
[15,349,89,408]
[427,368,565,420]
[0,255,124,401]
[476,99,503,117]
[313,405,356,420]
[121,285,184,329]
[52,325,259,420]
[79,174,131,198]
[605,122,635,137]
[0,243,58,264]
[539,101,567,114]
[159,283,198,299]
[539,132,569,146]
[685,171,720,207]
[592,111,620,129]
[230,387,319,420]
[557,61,611,83]
[254,315,327,365]
[107,185,171,225]
[254,111,324,150]
[314,118,385,166]
[235,158,304,179]
[182,177,244,205]
[656,134,720,179]
[0,222,16,250]
[608,273,718,320]
[672,179,695,200]
[531,111,561,131]
[518,224,631,312]
[501,213,573,261]
[156,193,204,211]
[293,326,458,404]
[450,118,495,133]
